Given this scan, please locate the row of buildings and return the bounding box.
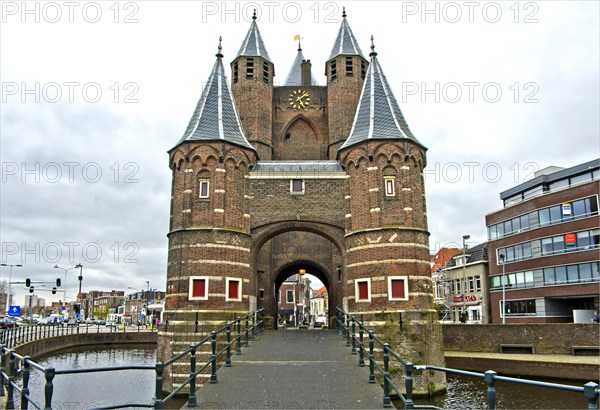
[20,289,166,324]
[276,274,329,326]
[432,159,599,324]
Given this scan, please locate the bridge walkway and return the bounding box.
[188,329,387,409]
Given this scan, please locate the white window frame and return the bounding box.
[286,289,295,303]
[384,176,396,197]
[354,278,371,302]
[199,179,210,198]
[387,276,409,301]
[290,179,305,195]
[189,276,209,301]
[225,277,242,302]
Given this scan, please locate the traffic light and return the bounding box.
[29,286,34,293]
[56,278,61,287]
[52,287,57,294]
[26,278,31,287]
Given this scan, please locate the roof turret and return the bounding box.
[176,38,256,151]
[339,37,424,151]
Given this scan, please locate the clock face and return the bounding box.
[289,89,311,109]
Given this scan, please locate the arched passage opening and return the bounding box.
[273,260,331,329]
[251,222,345,329]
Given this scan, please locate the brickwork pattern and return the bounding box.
[327,56,368,157]
[231,57,274,160]
[272,86,329,160]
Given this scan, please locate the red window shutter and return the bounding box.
[391,279,405,299]
[192,279,206,298]
[358,281,368,300]
[228,280,240,299]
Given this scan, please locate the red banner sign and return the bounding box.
[564,233,577,246]
[453,295,477,303]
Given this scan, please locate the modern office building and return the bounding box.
[485,159,599,323]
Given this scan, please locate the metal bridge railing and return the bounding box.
[336,307,600,410]
[0,308,264,409]
[0,321,158,349]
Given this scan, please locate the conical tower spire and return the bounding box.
[339,37,424,151]
[327,8,364,61]
[284,45,318,86]
[176,38,256,151]
[235,9,272,63]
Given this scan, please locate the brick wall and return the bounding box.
[443,323,600,354]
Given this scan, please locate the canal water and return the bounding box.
[13,345,593,409]
[411,373,589,409]
[15,344,186,409]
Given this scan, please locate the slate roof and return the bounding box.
[327,8,365,61]
[236,11,272,63]
[176,41,255,151]
[338,39,424,152]
[284,45,319,86]
[445,243,488,269]
[252,160,343,173]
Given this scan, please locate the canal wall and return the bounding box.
[443,324,600,381]
[14,332,157,359]
[443,323,599,354]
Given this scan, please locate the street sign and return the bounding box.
[9,306,20,317]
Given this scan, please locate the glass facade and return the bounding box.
[489,196,598,240]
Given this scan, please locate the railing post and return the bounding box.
[251,312,256,341]
[44,366,55,410]
[188,344,197,407]
[382,343,392,408]
[351,316,357,355]
[21,356,31,409]
[225,323,232,367]
[236,317,242,355]
[154,362,164,409]
[484,370,497,410]
[244,315,249,347]
[368,331,375,384]
[584,381,599,410]
[210,331,218,383]
[345,315,350,347]
[405,362,415,410]
[358,322,365,367]
[6,350,15,409]
[0,345,6,397]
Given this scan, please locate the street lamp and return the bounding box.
[1,263,22,314]
[54,264,79,304]
[499,253,506,325]
[461,235,470,323]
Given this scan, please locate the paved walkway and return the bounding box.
[188,329,387,409]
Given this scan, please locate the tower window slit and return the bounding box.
[246,58,254,79]
[346,57,353,76]
[263,62,269,83]
[331,60,337,81]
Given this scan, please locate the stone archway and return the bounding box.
[250,221,345,326]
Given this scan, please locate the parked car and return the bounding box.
[314,317,327,328]
[67,319,77,326]
[0,318,17,329]
[106,320,117,328]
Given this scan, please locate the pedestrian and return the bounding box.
[593,311,600,323]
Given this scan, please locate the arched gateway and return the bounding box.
[158,11,445,395]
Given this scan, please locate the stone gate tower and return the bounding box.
[160,10,445,394]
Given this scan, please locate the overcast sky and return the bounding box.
[1,0,598,306]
